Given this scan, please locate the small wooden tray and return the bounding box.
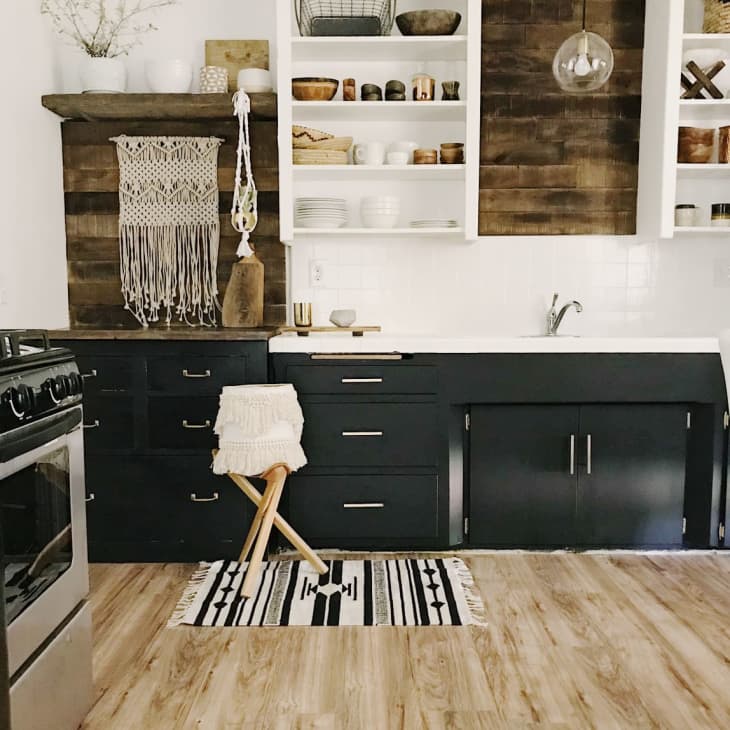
[280,326,381,338]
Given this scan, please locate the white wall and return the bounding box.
[7,0,730,336]
[0,2,67,328]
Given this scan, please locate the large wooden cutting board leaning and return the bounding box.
[205,40,270,93]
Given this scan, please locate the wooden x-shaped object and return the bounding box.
[212,450,328,597]
[681,59,725,99]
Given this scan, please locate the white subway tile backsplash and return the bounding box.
[289,234,730,336]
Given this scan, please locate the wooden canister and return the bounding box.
[678,126,715,163]
[222,252,264,327]
[719,125,730,162]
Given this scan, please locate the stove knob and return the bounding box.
[67,372,83,396]
[43,376,68,404]
[3,385,36,419]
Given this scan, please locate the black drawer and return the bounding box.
[148,356,249,394]
[76,356,134,393]
[287,475,438,541]
[285,364,437,396]
[82,397,134,450]
[85,455,250,556]
[301,403,438,467]
[148,397,218,449]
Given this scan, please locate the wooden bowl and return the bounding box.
[678,126,715,163]
[396,10,462,36]
[292,77,339,102]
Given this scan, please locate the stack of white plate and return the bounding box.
[295,198,348,229]
[361,196,400,229]
[410,219,459,229]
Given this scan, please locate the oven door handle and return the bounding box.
[0,409,82,463]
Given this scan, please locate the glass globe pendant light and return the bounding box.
[552,0,614,93]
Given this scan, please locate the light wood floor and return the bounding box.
[82,552,730,730]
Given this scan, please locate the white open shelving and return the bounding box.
[277,0,482,244]
[639,0,730,237]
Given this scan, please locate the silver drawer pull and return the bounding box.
[83,420,100,430]
[183,369,211,379]
[586,434,592,475]
[344,502,385,509]
[342,431,383,438]
[81,370,97,380]
[341,378,384,384]
[182,419,211,430]
[190,492,220,503]
[85,493,96,503]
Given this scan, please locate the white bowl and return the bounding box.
[238,67,273,93]
[361,212,399,228]
[330,309,357,327]
[146,59,193,93]
[362,196,400,206]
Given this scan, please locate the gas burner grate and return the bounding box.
[0,331,50,361]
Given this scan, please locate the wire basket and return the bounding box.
[295,0,397,36]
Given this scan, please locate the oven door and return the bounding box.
[0,407,88,677]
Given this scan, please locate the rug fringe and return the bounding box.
[167,562,212,628]
[451,558,488,627]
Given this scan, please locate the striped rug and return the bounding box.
[168,558,486,627]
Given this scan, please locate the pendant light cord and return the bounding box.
[582,0,587,30]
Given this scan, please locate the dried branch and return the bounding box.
[40,0,179,57]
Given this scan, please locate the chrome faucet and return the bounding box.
[547,293,583,336]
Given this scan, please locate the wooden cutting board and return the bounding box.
[205,40,270,93]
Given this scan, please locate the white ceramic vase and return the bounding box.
[145,59,194,93]
[80,56,126,93]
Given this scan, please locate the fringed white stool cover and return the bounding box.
[212,384,307,476]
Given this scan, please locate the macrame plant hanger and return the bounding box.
[222,90,265,327]
[231,90,258,255]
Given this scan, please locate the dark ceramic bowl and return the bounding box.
[396,10,462,36]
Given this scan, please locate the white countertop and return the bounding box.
[268,334,720,354]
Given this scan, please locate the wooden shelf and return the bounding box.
[42,92,277,121]
[291,35,468,62]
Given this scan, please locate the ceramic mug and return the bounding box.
[386,151,409,165]
[354,142,386,166]
[388,141,419,164]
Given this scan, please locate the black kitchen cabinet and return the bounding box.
[469,404,689,548]
[64,339,268,562]
[578,405,687,547]
[469,406,579,547]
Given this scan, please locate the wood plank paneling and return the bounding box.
[61,119,284,327]
[480,0,645,235]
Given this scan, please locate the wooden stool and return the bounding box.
[213,450,328,597]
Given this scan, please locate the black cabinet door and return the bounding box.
[578,405,687,547]
[469,406,579,547]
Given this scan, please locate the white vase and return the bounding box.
[145,59,193,93]
[80,56,126,93]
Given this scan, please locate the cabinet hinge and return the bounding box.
[720,523,726,542]
[464,517,470,535]
[724,411,729,430]
[465,412,471,432]
[682,517,687,535]
[686,411,692,430]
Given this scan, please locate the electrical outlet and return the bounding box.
[310,260,327,288]
[713,258,730,288]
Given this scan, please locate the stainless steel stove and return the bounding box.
[0,330,92,730]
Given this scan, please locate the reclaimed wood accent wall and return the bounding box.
[62,119,285,327]
[480,0,645,235]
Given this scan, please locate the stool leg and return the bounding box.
[240,465,287,598]
[239,502,266,564]
[227,472,328,575]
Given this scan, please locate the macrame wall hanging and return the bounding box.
[222,90,265,328]
[111,135,223,328]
